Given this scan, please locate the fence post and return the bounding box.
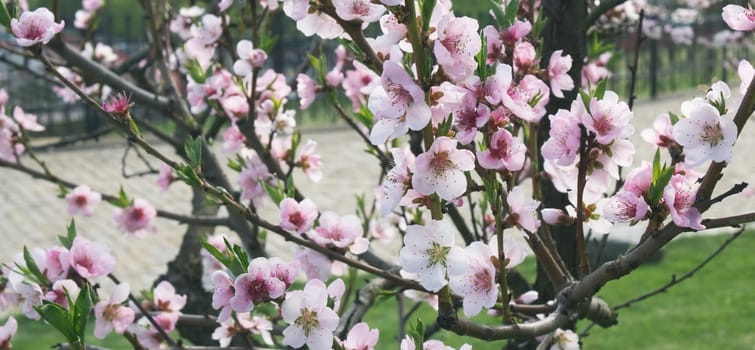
[649,39,658,99]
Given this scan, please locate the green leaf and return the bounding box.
[36,302,76,344]
[56,184,70,199]
[186,59,207,84]
[233,245,250,271]
[72,285,92,345]
[24,246,49,286]
[594,79,607,100]
[261,180,285,206]
[354,105,374,129]
[477,32,488,81]
[128,117,142,138]
[652,149,661,181]
[59,220,77,249]
[420,0,437,32]
[579,89,592,110]
[437,116,453,137]
[669,112,680,125]
[487,0,507,28]
[407,318,425,350]
[285,175,296,198]
[503,0,520,27]
[0,1,11,30]
[227,157,243,172]
[107,186,131,208]
[224,238,247,276]
[175,164,201,187]
[201,241,233,269]
[184,136,203,169]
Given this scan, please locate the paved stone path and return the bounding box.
[2,90,753,291]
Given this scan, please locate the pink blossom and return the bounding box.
[502,75,550,123]
[211,270,234,322]
[281,279,340,349]
[549,328,579,350]
[191,14,223,44]
[453,92,489,145]
[311,212,368,254]
[65,185,102,217]
[219,0,234,12]
[69,236,116,279]
[93,284,135,338]
[283,0,343,39]
[368,61,431,145]
[738,60,754,95]
[230,257,286,313]
[156,163,175,192]
[222,123,246,155]
[44,279,79,309]
[233,40,267,77]
[83,0,104,11]
[663,174,704,230]
[0,317,17,348]
[102,92,132,117]
[332,0,385,24]
[238,154,272,204]
[603,191,649,223]
[292,247,332,281]
[448,242,497,317]
[0,89,8,106]
[279,198,318,234]
[44,246,70,282]
[722,5,755,31]
[672,100,737,166]
[12,106,44,132]
[547,50,575,98]
[623,161,652,196]
[582,54,612,88]
[541,208,573,226]
[220,93,250,120]
[501,19,532,46]
[268,257,300,288]
[641,113,676,148]
[134,313,178,349]
[399,220,466,292]
[507,186,541,233]
[434,15,480,83]
[583,91,634,145]
[295,139,322,182]
[113,198,157,237]
[513,41,537,74]
[412,136,475,201]
[542,106,581,166]
[153,281,186,313]
[342,322,379,350]
[10,8,65,47]
[343,61,380,111]
[477,128,526,171]
[381,146,415,216]
[15,280,42,319]
[296,73,318,110]
[432,82,466,125]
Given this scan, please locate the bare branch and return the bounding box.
[47,38,172,114]
[586,0,629,27]
[613,227,746,311]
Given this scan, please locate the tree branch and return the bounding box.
[613,226,746,311]
[586,0,629,27]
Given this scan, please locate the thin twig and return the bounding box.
[108,274,178,348]
[613,226,746,311]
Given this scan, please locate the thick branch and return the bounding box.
[586,0,629,27]
[47,38,172,113]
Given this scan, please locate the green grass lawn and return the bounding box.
[4,232,753,349]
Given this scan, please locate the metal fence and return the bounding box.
[2,11,751,138]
